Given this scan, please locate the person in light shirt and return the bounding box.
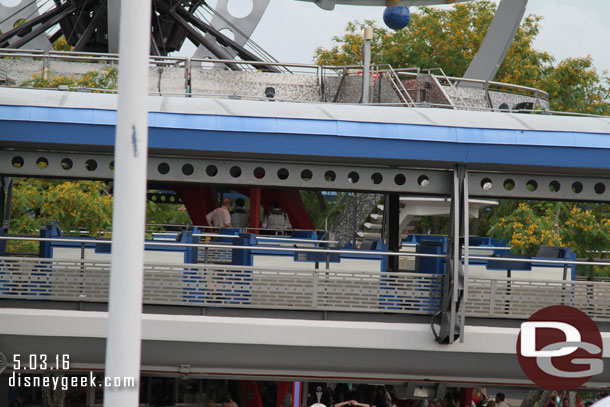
[206,198,232,228]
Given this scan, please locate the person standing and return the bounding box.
[206,198,232,228]
[262,200,291,234]
[495,393,511,407]
[231,198,249,229]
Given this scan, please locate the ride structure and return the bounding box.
[1,0,610,405]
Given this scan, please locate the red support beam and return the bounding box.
[249,187,261,233]
[174,185,218,226]
[460,388,473,407]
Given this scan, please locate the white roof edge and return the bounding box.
[1,87,610,134]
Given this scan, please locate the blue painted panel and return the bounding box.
[92,109,117,125]
[0,105,32,121]
[514,130,576,147]
[0,121,114,147]
[573,132,610,149]
[215,115,277,133]
[151,112,216,130]
[394,123,457,142]
[456,127,517,145]
[30,106,94,124]
[337,121,398,139]
[276,118,338,135]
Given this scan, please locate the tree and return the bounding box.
[315,2,551,85]
[314,1,610,115]
[540,56,610,115]
[486,201,610,276]
[146,198,192,231]
[8,179,113,252]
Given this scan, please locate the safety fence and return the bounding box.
[2,256,610,321]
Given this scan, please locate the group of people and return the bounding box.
[205,198,291,232]
[473,391,511,407]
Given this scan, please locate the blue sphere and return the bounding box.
[383,6,411,30]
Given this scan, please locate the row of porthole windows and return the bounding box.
[149,194,180,203]
[157,162,433,188]
[480,178,607,195]
[9,155,434,188]
[11,156,108,171]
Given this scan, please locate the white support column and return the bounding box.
[361,27,373,104]
[103,0,151,404]
[459,169,469,343]
[449,168,459,343]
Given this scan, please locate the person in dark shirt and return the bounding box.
[231,198,249,229]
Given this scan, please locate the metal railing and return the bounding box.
[0,256,443,314]
[0,49,556,113]
[394,68,550,111]
[1,253,610,321]
[1,235,610,321]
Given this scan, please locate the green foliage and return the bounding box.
[8,179,193,252]
[487,202,562,255]
[315,1,551,83]
[52,35,73,51]
[314,1,610,115]
[300,191,350,229]
[8,178,113,252]
[20,67,118,91]
[146,200,192,230]
[539,56,610,115]
[487,201,610,276]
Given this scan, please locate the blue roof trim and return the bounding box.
[3,120,610,170]
[1,104,609,148]
[2,104,610,170]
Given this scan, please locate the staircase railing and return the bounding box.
[384,65,416,107]
[425,67,468,108]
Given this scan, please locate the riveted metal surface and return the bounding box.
[469,172,610,202]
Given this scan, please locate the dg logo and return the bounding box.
[517,305,603,390]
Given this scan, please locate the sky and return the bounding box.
[187,0,610,75]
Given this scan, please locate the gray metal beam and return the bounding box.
[462,0,528,84]
[6,150,610,203]
[0,150,452,195]
[107,0,120,53]
[192,0,270,60]
[469,172,610,203]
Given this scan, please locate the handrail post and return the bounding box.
[312,270,319,308]
[489,279,496,317]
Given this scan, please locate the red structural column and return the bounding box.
[460,388,473,407]
[249,187,261,234]
[174,185,218,226]
[238,381,263,407]
[277,382,292,407]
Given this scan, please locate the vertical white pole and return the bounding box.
[459,168,469,343]
[103,0,150,404]
[361,26,373,104]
